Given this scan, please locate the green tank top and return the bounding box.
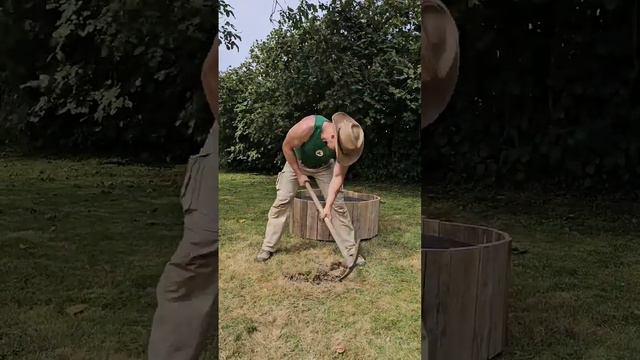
[294,115,336,168]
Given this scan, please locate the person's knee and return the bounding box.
[190,229,218,248]
[271,192,294,210]
[158,259,216,302]
[157,266,196,302]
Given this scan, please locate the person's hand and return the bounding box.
[320,205,332,221]
[297,174,310,187]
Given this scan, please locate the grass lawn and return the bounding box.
[218,173,420,360]
[425,187,640,360]
[2,153,639,359]
[0,154,420,360]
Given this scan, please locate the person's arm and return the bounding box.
[320,161,349,220]
[282,116,315,186]
[201,35,221,123]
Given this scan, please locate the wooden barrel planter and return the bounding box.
[422,218,512,360]
[289,188,380,241]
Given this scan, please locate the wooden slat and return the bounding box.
[423,218,440,238]
[443,248,480,359]
[306,197,318,240]
[370,200,377,239]
[298,196,304,237]
[472,245,494,359]
[367,200,376,239]
[478,228,490,245]
[290,197,298,236]
[460,225,481,245]
[424,250,451,360]
[354,200,364,240]
[437,222,459,242]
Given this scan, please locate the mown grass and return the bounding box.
[0,155,420,360]
[2,153,638,359]
[218,174,420,360]
[424,187,640,360]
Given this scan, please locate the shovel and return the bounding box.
[304,181,361,281]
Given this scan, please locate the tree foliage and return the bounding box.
[219,0,421,182]
[423,0,640,190]
[0,0,230,161]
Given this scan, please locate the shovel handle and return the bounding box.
[304,181,361,281]
[304,181,338,237]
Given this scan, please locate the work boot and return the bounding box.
[256,250,273,262]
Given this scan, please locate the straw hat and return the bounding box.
[332,112,364,166]
[422,0,460,128]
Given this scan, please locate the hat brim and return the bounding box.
[332,112,364,166]
[421,0,460,128]
[422,50,459,128]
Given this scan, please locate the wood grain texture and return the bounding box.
[289,188,380,241]
[422,218,512,360]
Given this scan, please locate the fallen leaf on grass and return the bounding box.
[65,304,89,316]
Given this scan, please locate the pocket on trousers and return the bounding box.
[180,132,217,212]
[180,153,213,212]
[275,170,285,191]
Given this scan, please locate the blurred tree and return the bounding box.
[1,0,238,161]
[422,0,640,190]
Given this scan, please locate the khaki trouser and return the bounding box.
[261,160,356,260]
[147,123,219,360]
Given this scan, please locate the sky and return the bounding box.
[219,0,324,71]
[219,1,292,71]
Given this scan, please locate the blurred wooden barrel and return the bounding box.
[422,218,512,360]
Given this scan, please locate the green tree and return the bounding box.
[1,0,239,161]
[220,0,421,182]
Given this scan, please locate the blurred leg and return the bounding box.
[147,125,219,360]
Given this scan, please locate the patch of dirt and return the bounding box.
[284,261,346,284]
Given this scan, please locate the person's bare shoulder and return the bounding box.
[295,115,315,129]
[284,115,315,147]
